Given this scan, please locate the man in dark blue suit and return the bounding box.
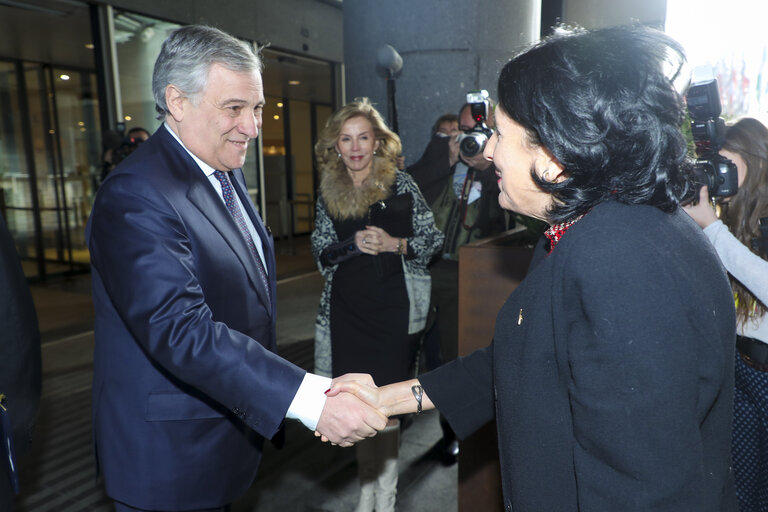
[87,25,386,512]
[0,212,41,511]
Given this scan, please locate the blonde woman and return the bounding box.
[311,98,443,512]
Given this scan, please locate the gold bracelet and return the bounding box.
[396,238,403,255]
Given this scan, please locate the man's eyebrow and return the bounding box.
[219,98,247,106]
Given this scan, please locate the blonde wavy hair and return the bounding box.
[314,97,402,177]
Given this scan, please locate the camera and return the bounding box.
[684,78,738,202]
[100,123,148,183]
[458,90,494,157]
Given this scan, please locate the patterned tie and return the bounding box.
[213,170,271,309]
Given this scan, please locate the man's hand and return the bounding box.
[314,374,387,447]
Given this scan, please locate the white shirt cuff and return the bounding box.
[285,372,332,431]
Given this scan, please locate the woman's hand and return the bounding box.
[327,377,433,420]
[326,377,388,416]
[682,186,718,229]
[354,227,403,255]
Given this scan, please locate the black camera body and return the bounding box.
[685,78,738,200]
[458,90,493,158]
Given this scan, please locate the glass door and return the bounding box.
[0,59,100,280]
[0,60,38,277]
[47,66,101,268]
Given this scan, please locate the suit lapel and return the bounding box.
[157,126,273,317]
[187,171,273,317]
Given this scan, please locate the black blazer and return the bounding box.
[421,201,737,512]
[406,134,455,206]
[0,213,41,508]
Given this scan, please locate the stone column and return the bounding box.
[343,0,541,164]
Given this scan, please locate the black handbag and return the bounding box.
[367,193,414,237]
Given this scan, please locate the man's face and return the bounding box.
[483,107,557,220]
[459,106,476,133]
[174,63,264,171]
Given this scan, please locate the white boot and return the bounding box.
[374,421,400,512]
[355,438,378,512]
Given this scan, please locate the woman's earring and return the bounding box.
[337,152,342,158]
[541,169,552,182]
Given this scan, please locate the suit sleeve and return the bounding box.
[0,213,41,459]
[88,172,304,438]
[557,227,730,510]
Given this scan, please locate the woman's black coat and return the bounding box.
[421,201,737,512]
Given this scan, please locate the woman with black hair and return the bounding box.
[327,25,738,512]
[685,117,768,512]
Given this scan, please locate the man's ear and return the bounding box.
[165,85,186,122]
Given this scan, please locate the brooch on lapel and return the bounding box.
[518,308,523,325]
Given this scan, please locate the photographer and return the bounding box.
[406,96,506,463]
[100,126,150,184]
[684,117,768,512]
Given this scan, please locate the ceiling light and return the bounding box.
[288,80,300,86]
[59,74,70,81]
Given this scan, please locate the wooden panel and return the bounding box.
[456,227,534,512]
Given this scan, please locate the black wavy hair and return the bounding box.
[497,24,692,223]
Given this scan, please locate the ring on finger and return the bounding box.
[363,238,368,245]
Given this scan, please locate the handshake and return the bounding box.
[313,374,427,447]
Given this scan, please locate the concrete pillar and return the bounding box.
[343,0,541,163]
[562,0,667,29]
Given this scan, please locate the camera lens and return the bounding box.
[459,133,486,157]
[460,137,479,157]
